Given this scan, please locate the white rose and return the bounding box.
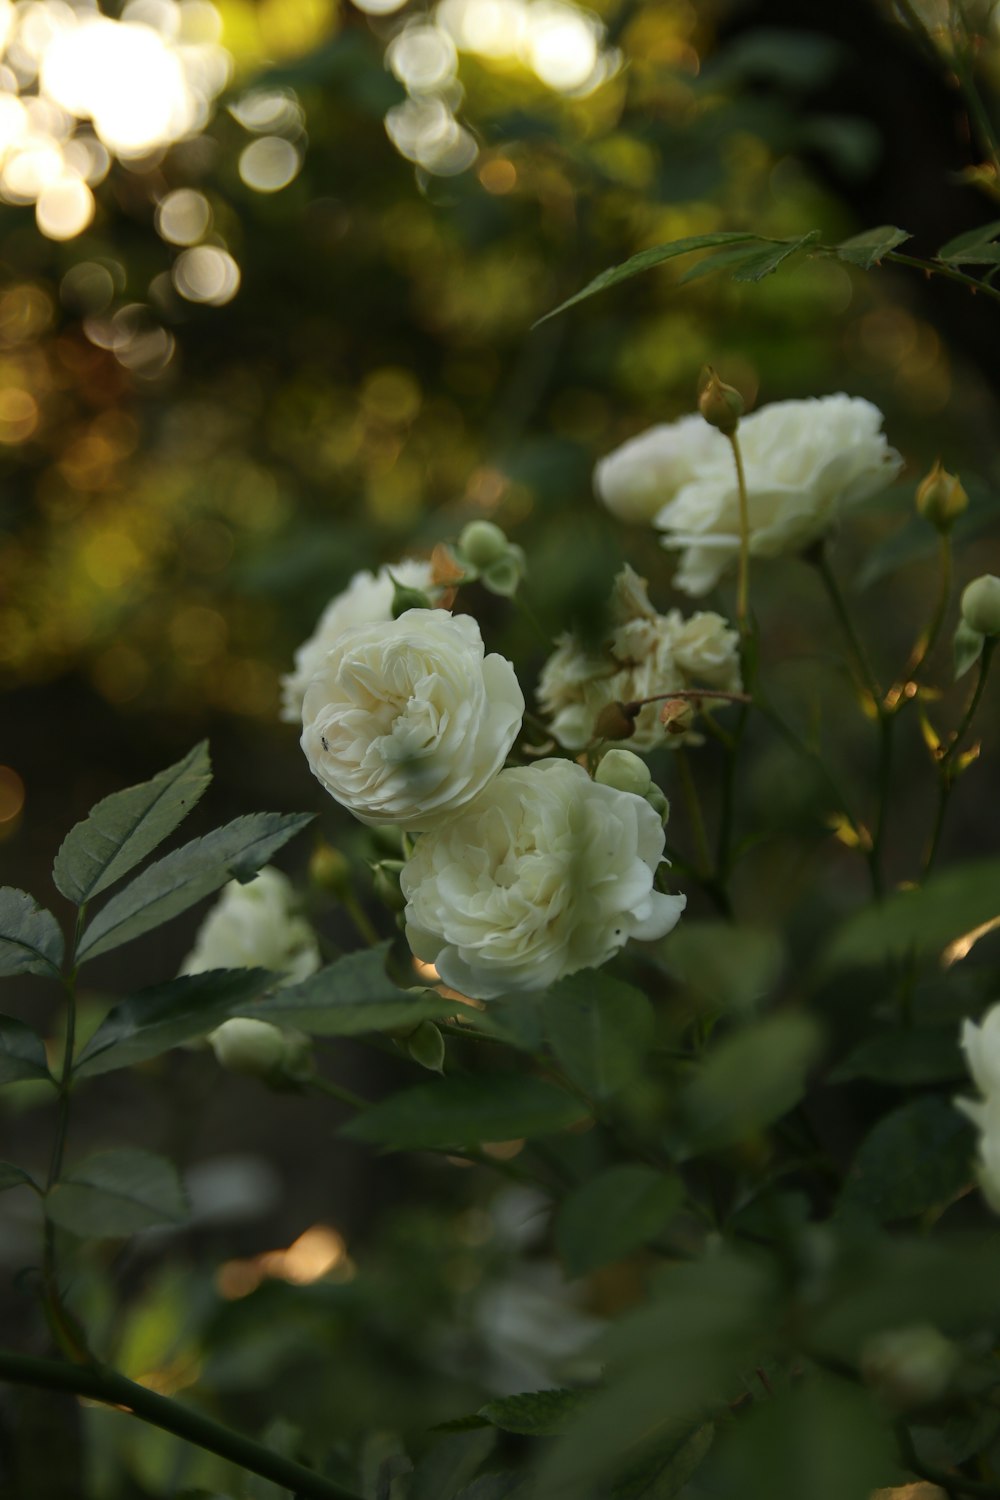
[594,414,727,524]
[960,1005,1000,1097]
[955,1089,1000,1214]
[209,1016,309,1082]
[536,567,741,751]
[280,558,434,723]
[301,608,524,830]
[400,758,685,1000]
[182,866,321,985]
[653,395,903,595]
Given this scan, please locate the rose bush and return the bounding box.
[301,608,524,829]
[400,757,685,999]
[182,865,321,984]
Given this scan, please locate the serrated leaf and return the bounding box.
[47,1148,187,1237]
[680,1014,821,1153]
[556,1165,683,1276]
[74,968,277,1079]
[730,230,819,282]
[835,225,911,268]
[342,1073,588,1150]
[77,812,313,963]
[938,219,1000,261]
[479,1389,587,1438]
[676,243,771,285]
[830,1026,965,1085]
[837,1096,973,1223]
[53,742,212,905]
[543,972,653,1101]
[823,858,1000,970]
[0,1162,39,1193]
[0,888,63,979]
[0,1014,53,1084]
[534,233,760,323]
[243,944,461,1035]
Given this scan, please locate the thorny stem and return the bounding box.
[0,1351,361,1500]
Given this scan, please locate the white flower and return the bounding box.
[653,395,903,595]
[595,414,727,524]
[209,1016,308,1081]
[960,1006,1000,1097]
[301,608,524,831]
[536,566,740,751]
[182,867,321,985]
[400,758,685,1000]
[280,558,434,723]
[956,1089,1000,1214]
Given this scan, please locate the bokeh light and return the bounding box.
[238,134,300,192]
[172,244,240,304]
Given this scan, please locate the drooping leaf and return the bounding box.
[677,243,770,285]
[680,1013,821,1153]
[730,230,819,282]
[834,225,911,269]
[244,944,462,1035]
[0,1162,39,1193]
[342,1073,588,1151]
[73,968,277,1079]
[0,888,63,979]
[534,233,760,324]
[830,1025,965,1086]
[46,1148,188,1236]
[556,1165,683,1276]
[823,858,1000,970]
[837,1095,973,1223]
[0,1014,53,1084]
[479,1389,588,1438]
[408,1428,496,1500]
[52,742,212,905]
[543,972,653,1101]
[76,812,313,963]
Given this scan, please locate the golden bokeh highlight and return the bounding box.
[215,1224,352,1300]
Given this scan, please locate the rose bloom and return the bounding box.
[650,395,902,594]
[301,608,524,830]
[594,414,726,524]
[401,758,685,1000]
[536,566,740,751]
[280,558,434,723]
[182,866,321,985]
[960,1005,1000,1097]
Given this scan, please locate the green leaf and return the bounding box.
[0,1014,53,1084]
[534,233,760,324]
[830,1025,965,1086]
[77,812,313,963]
[676,243,769,285]
[244,944,461,1035]
[834,225,911,269]
[612,1421,714,1500]
[454,1477,530,1500]
[52,742,212,905]
[0,1162,39,1193]
[730,230,819,282]
[680,1013,821,1153]
[823,858,1000,970]
[46,1148,187,1237]
[73,968,277,1079]
[0,888,63,979]
[955,623,985,680]
[479,1389,587,1438]
[556,1165,683,1276]
[342,1073,588,1150]
[837,1095,973,1223]
[941,219,1000,258]
[658,922,783,1013]
[409,1429,496,1500]
[543,972,653,1101]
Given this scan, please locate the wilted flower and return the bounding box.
[301,609,524,830]
[400,757,685,1000]
[182,867,321,985]
[280,558,435,723]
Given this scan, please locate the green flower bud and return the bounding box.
[915,459,968,530]
[645,784,670,822]
[961,574,1000,637]
[697,366,744,435]
[861,1324,958,1411]
[372,859,407,913]
[309,842,352,900]
[481,545,526,598]
[406,1020,446,1073]
[390,573,433,618]
[594,748,652,797]
[459,519,509,569]
[209,1018,311,1087]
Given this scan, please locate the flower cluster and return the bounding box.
[956,1005,1000,1210]
[537,565,740,750]
[596,395,902,594]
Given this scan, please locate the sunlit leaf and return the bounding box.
[77,812,313,962]
[535,233,760,324]
[47,1148,187,1237]
[0,888,63,979]
[730,230,819,282]
[53,742,212,905]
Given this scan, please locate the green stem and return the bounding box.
[923,639,996,878]
[727,430,752,636]
[942,636,996,768]
[949,4,1000,178]
[870,711,894,899]
[908,529,953,678]
[883,250,1000,308]
[306,1073,371,1112]
[814,548,883,709]
[343,895,380,949]
[675,749,712,878]
[0,1350,360,1500]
